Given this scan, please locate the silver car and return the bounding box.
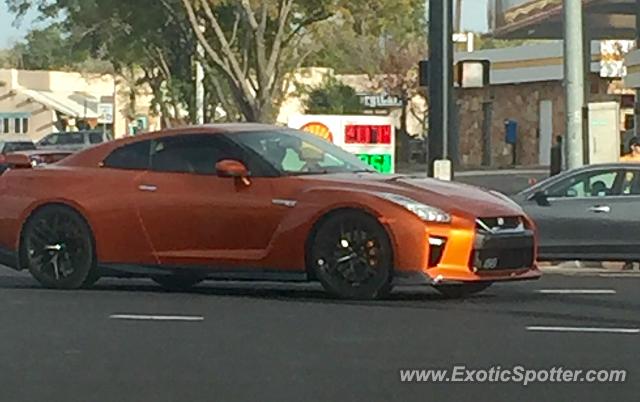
[37,131,113,151]
[513,163,640,261]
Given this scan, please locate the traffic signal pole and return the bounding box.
[636,0,640,138]
[563,0,585,169]
[428,0,456,177]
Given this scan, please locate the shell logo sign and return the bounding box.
[300,122,334,143]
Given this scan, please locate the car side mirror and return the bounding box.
[215,159,250,185]
[530,190,550,207]
[0,153,33,169]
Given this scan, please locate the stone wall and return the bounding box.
[456,74,615,167]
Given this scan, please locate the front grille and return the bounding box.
[471,229,535,271]
[476,216,524,233]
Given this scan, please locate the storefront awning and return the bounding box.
[19,89,100,119]
[489,0,639,39]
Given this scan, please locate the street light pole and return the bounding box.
[563,0,585,169]
[428,0,456,177]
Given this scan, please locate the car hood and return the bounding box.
[303,173,525,218]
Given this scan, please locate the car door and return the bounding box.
[134,134,289,269]
[521,168,625,259]
[602,167,640,256]
[95,139,158,265]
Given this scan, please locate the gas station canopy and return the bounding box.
[489,0,639,39]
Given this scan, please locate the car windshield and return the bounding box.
[3,142,36,153]
[231,130,376,176]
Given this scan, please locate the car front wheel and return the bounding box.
[310,211,393,300]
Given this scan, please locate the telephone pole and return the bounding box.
[563,0,585,169]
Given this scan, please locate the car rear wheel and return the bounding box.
[22,205,97,289]
[151,275,203,291]
[310,211,393,300]
[434,283,492,299]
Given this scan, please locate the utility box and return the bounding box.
[586,102,620,164]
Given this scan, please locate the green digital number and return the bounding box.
[357,154,393,174]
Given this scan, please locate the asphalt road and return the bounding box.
[0,268,638,402]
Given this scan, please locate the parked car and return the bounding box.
[0,125,540,299]
[37,130,112,151]
[0,135,37,154]
[513,163,640,261]
[0,136,36,173]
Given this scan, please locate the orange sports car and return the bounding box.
[0,124,540,299]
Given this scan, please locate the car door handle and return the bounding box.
[588,205,610,213]
[138,184,158,192]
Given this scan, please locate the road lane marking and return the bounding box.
[537,289,616,295]
[110,314,204,322]
[526,326,639,334]
[599,273,640,278]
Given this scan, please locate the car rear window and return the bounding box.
[3,142,36,153]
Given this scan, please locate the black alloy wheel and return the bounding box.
[310,211,393,300]
[22,205,98,289]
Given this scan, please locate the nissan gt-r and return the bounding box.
[0,124,540,299]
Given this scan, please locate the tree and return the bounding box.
[302,76,364,115]
[5,0,427,124]
[306,0,427,73]
[179,0,335,122]
[7,0,209,127]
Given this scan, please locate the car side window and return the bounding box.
[41,134,58,145]
[150,135,245,175]
[547,171,621,198]
[58,133,85,145]
[89,132,104,144]
[103,141,151,170]
[622,170,640,195]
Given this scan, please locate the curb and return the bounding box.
[541,267,640,276]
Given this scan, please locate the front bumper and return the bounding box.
[394,226,541,286]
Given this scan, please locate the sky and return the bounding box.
[0,0,491,49]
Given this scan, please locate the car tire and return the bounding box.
[309,210,393,300]
[151,275,203,291]
[21,205,97,290]
[434,283,492,299]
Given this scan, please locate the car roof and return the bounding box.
[520,163,640,195]
[57,123,288,167]
[0,135,34,143]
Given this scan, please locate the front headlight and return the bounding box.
[379,193,451,223]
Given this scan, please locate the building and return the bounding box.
[626,49,640,87]
[489,0,639,40]
[455,42,635,167]
[0,68,159,142]
[276,68,427,138]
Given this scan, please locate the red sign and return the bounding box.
[345,125,392,145]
